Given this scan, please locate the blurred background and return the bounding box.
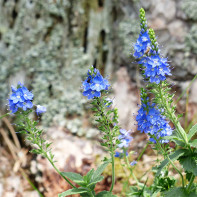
[0,0,197,196]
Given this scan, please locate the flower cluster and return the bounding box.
[133,31,151,58]
[9,82,34,113]
[82,66,110,99]
[136,97,173,143]
[115,129,133,157]
[139,55,171,84]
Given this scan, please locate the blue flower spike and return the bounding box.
[82,66,110,99]
[133,8,151,58]
[136,89,173,143]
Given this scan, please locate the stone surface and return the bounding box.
[168,20,187,42]
[113,67,139,131]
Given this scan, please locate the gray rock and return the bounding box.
[168,20,188,42]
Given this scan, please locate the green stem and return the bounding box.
[154,137,185,188]
[0,112,10,119]
[44,152,77,188]
[124,155,140,185]
[132,142,150,172]
[166,154,184,188]
[158,84,188,145]
[187,174,195,193]
[89,191,95,197]
[110,152,115,192]
[96,98,116,193]
[137,142,149,162]
[20,169,44,197]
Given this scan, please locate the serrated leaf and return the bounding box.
[188,123,197,140]
[163,187,197,197]
[92,161,109,180]
[84,169,94,183]
[156,149,186,176]
[163,187,187,197]
[87,176,104,187]
[96,191,117,197]
[58,188,88,197]
[179,155,197,176]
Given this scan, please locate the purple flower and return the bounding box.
[36,105,47,115]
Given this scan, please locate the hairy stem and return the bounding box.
[187,174,195,193]
[124,154,140,185]
[0,112,10,119]
[158,84,188,145]
[155,137,185,188]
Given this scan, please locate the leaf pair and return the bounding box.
[58,161,111,197]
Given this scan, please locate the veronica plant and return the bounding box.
[1,7,197,197]
[128,8,197,197]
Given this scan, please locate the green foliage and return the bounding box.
[91,96,120,152]
[179,152,197,176]
[187,123,197,140]
[58,188,88,197]
[96,191,117,197]
[59,161,110,196]
[156,149,185,176]
[163,187,197,197]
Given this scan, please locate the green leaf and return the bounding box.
[163,187,187,197]
[61,172,85,185]
[163,187,197,197]
[96,191,117,197]
[189,139,197,148]
[84,169,94,183]
[179,155,197,176]
[163,134,185,146]
[87,176,104,187]
[156,149,185,176]
[92,161,109,180]
[58,188,88,197]
[188,123,197,140]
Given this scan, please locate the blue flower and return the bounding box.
[36,105,47,115]
[133,31,151,58]
[136,98,173,143]
[8,82,34,113]
[114,151,128,158]
[83,89,101,100]
[115,129,132,158]
[139,55,171,84]
[82,67,110,99]
[130,160,137,166]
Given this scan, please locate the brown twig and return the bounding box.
[2,117,21,149]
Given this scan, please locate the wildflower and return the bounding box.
[130,160,137,166]
[139,55,171,84]
[36,105,47,115]
[8,82,34,113]
[136,97,173,143]
[114,151,128,158]
[82,67,110,99]
[114,129,132,158]
[133,31,151,58]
